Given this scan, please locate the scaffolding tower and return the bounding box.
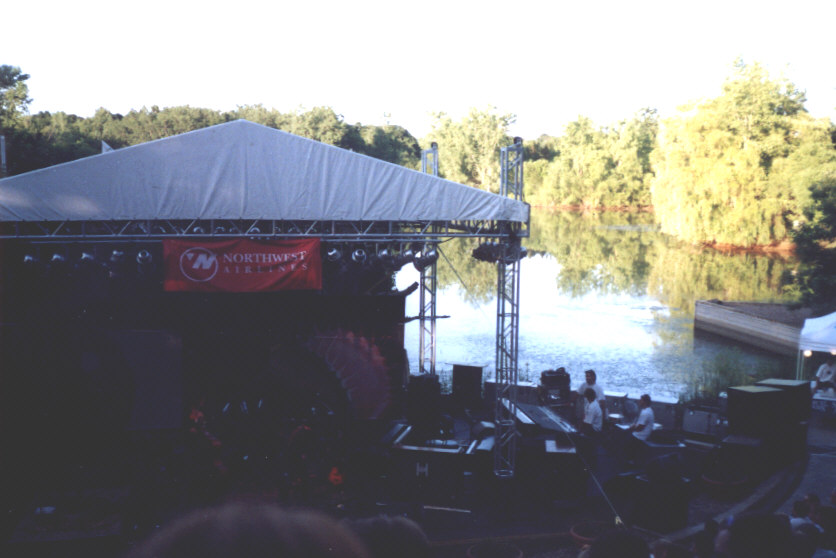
[419,143,440,375]
[494,138,524,478]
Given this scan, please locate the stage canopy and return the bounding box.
[799,311,836,353]
[0,119,529,225]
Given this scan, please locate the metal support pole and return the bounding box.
[418,253,437,375]
[499,137,523,200]
[421,142,439,176]
[1,136,7,178]
[493,138,525,477]
[494,245,522,477]
[418,144,439,375]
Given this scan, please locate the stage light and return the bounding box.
[804,350,813,358]
[392,248,415,270]
[249,226,261,234]
[502,245,528,264]
[79,252,95,263]
[352,248,367,264]
[136,250,152,265]
[192,226,205,234]
[110,250,125,263]
[23,254,38,264]
[413,249,438,272]
[214,226,226,234]
[51,253,65,263]
[327,248,342,262]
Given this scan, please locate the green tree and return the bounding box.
[651,60,834,247]
[785,174,836,309]
[607,108,657,207]
[358,124,421,168]
[524,135,559,162]
[555,116,614,207]
[423,107,514,191]
[522,110,656,209]
[0,65,30,132]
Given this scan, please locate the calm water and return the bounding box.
[396,210,797,400]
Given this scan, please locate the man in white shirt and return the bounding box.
[815,356,836,393]
[582,388,603,435]
[629,394,654,441]
[576,369,606,422]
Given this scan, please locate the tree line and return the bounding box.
[0,69,422,176]
[2,61,836,306]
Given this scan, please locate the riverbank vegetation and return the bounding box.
[2,60,835,305]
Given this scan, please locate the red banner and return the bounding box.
[163,238,322,292]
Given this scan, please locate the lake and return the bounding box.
[396,210,798,400]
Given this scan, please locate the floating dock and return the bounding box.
[694,301,813,356]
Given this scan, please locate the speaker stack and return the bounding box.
[539,367,571,406]
[721,383,805,475]
[755,378,812,461]
[452,365,483,410]
[406,374,442,441]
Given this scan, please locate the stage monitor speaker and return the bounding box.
[754,378,812,422]
[452,365,483,409]
[726,385,786,438]
[407,374,441,439]
[683,408,724,437]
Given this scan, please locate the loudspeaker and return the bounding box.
[540,368,572,403]
[726,385,785,438]
[453,365,483,409]
[754,378,812,423]
[407,374,441,440]
[683,408,725,437]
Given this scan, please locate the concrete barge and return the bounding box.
[693,301,814,356]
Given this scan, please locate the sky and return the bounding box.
[5,0,836,140]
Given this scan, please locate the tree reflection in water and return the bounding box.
[396,209,797,400]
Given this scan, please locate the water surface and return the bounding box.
[397,210,797,399]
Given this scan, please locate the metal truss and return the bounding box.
[417,145,440,376]
[493,139,525,478]
[421,142,439,176]
[493,241,522,478]
[0,218,526,241]
[417,254,437,375]
[500,137,524,200]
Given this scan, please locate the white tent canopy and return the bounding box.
[0,119,529,224]
[799,311,836,353]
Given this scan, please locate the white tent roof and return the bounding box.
[0,119,529,224]
[800,311,836,353]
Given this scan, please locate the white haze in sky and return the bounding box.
[6,0,836,140]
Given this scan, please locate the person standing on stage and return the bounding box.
[815,355,836,394]
[581,388,603,436]
[576,369,606,423]
[629,394,654,441]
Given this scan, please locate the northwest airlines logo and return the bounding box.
[180,247,219,282]
[177,245,311,283]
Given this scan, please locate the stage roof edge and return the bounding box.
[0,120,529,240]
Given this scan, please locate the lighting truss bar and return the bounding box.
[0,219,528,240]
